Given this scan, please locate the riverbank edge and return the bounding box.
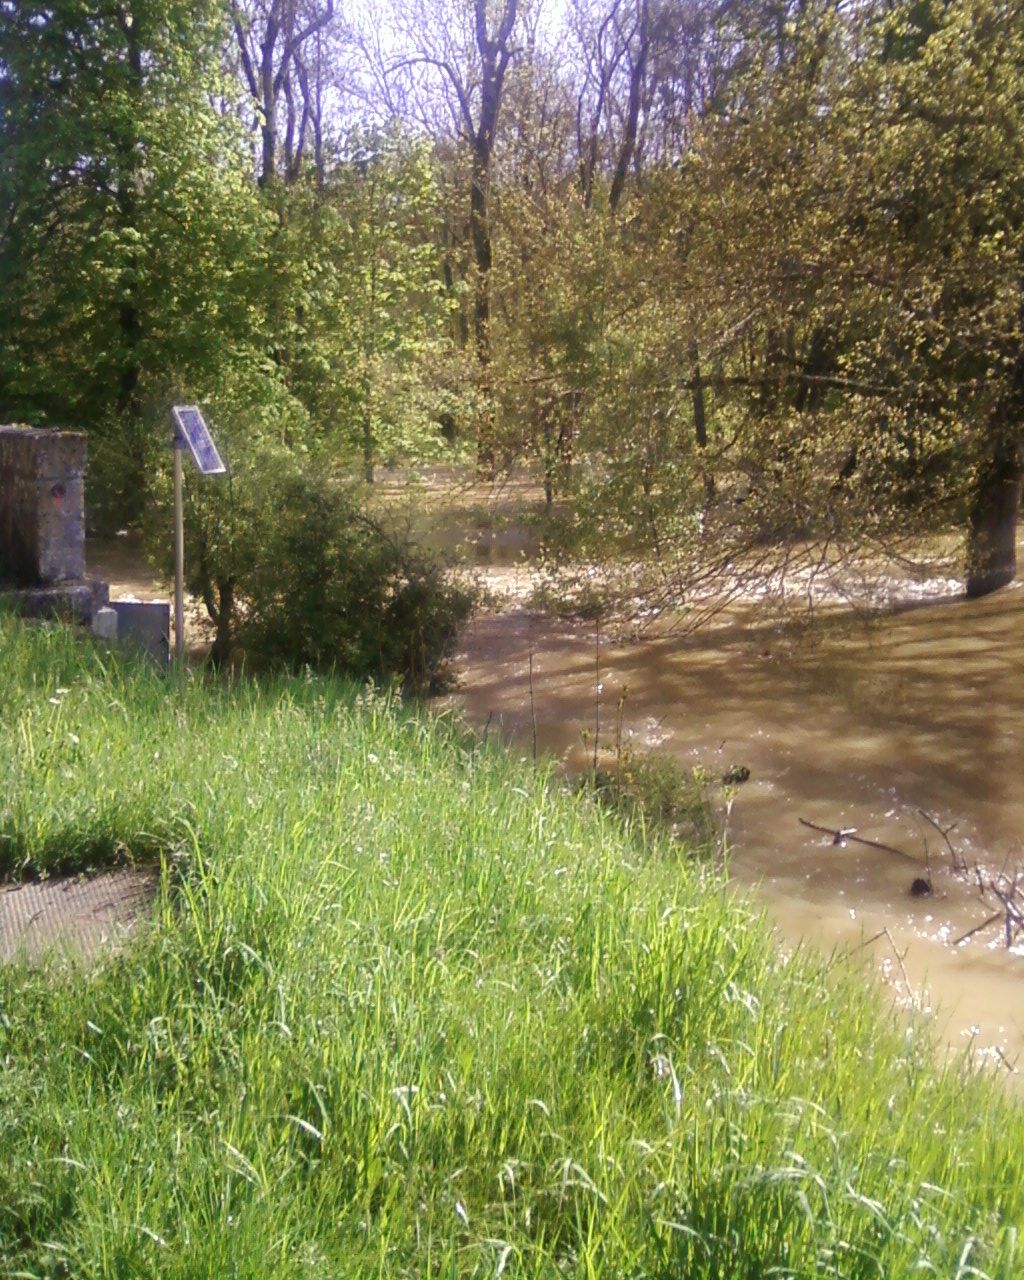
[0,613,1021,1277]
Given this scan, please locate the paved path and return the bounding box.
[0,867,158,963]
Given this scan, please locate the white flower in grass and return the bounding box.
[650,1054,671,1079]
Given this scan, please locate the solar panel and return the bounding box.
[172,405,226,476]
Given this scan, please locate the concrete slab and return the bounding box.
[0,581,95,622]
[0,867,158,964]
[92,604,118,639]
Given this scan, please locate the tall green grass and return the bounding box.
[0,614,1021,1278]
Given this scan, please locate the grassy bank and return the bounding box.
[0,615,1021,1278]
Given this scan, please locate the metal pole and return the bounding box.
[173,438,185,663]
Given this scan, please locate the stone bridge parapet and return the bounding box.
[0,425,86,587]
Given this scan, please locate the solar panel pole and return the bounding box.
[169,405,225,667]
[173,433,185,663]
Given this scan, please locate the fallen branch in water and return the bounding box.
[801,813,1024,950]
[798,817,918,862]
[992,882,1024,949]
[951,912,1004,948]
[919,809,967,873]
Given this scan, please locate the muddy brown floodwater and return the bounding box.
[86,511,1024,1075]
[450,581,1024,1077]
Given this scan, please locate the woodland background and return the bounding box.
[2,0,1022,652]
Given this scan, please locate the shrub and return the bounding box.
[145,445,473,688]
[237,471,474,690]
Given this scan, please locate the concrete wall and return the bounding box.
[0,426,86,586]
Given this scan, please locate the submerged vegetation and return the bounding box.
[1,615,1022,1278]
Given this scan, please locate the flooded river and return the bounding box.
[87,513,1024,1075]
[450,579,1024,1076]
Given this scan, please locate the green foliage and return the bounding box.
[278,125,468,477]
[144,445,474,687]
[484,0,1024,601]
[235,467,475,689]
[1,15,466,544]
[1,615,1023,1277]
[491,187,611,501]
[0,2,270,447]
[5,0,1024,596]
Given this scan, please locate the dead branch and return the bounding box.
[952,912,1004,948]
[918,809,966,872]
[803,809,1024,951]
[798,817,918,863]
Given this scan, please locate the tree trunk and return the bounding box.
[362,405,374,483]
[115,8,142,416]
[558,389,578,491]
[467,0,517,479]
[608,0,650,214]
[112,6,145,521]
[471,142,496,478]
[259,22,279,187]
[230,0,334,187]
[965,439,1022,598]
[362,241,378,483]
[202,578,236,667]
[441,218,470,348]
[688,338,714,504]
